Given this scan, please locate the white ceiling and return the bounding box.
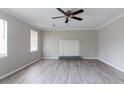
[1,8,124,30]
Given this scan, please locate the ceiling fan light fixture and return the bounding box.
[52,8,84,23]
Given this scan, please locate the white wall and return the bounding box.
[98,15,124,72]
[42,30,97,59]
[0,10,42,77]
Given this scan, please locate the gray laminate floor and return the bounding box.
[0,59,124,84]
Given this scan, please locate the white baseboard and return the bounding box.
[0,58,42,80]
[98,57,124,73]
[42,57,58,60]
[84,57,98,59]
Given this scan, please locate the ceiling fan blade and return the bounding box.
[57,8,66,15]
[52,16,65,19]
[72,9,84,15]
[71,17,83,21]
[65,17,69,23]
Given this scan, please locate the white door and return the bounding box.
[59,40,80,56]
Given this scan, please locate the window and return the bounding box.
[0,19,7,56]
[30,30,38,52]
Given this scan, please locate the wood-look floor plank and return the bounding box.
[0,59,124,84]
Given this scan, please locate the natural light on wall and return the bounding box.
[30,30,38,52]
[0,19,7,57]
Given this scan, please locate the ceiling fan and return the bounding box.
[52,8,84,23]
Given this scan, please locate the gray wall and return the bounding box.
[42,30,98,59]
[0,10,42,77]
[1,8,124,78]
[98,15,124,72]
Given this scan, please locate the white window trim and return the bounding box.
[0,19,7,57]
[30,30,38,52]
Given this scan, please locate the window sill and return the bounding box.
[0,54,7,58]
[30,50,38,52]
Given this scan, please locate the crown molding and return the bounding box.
[97,12,124,30]
[1,8,124,31]
[39,27,98,31]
